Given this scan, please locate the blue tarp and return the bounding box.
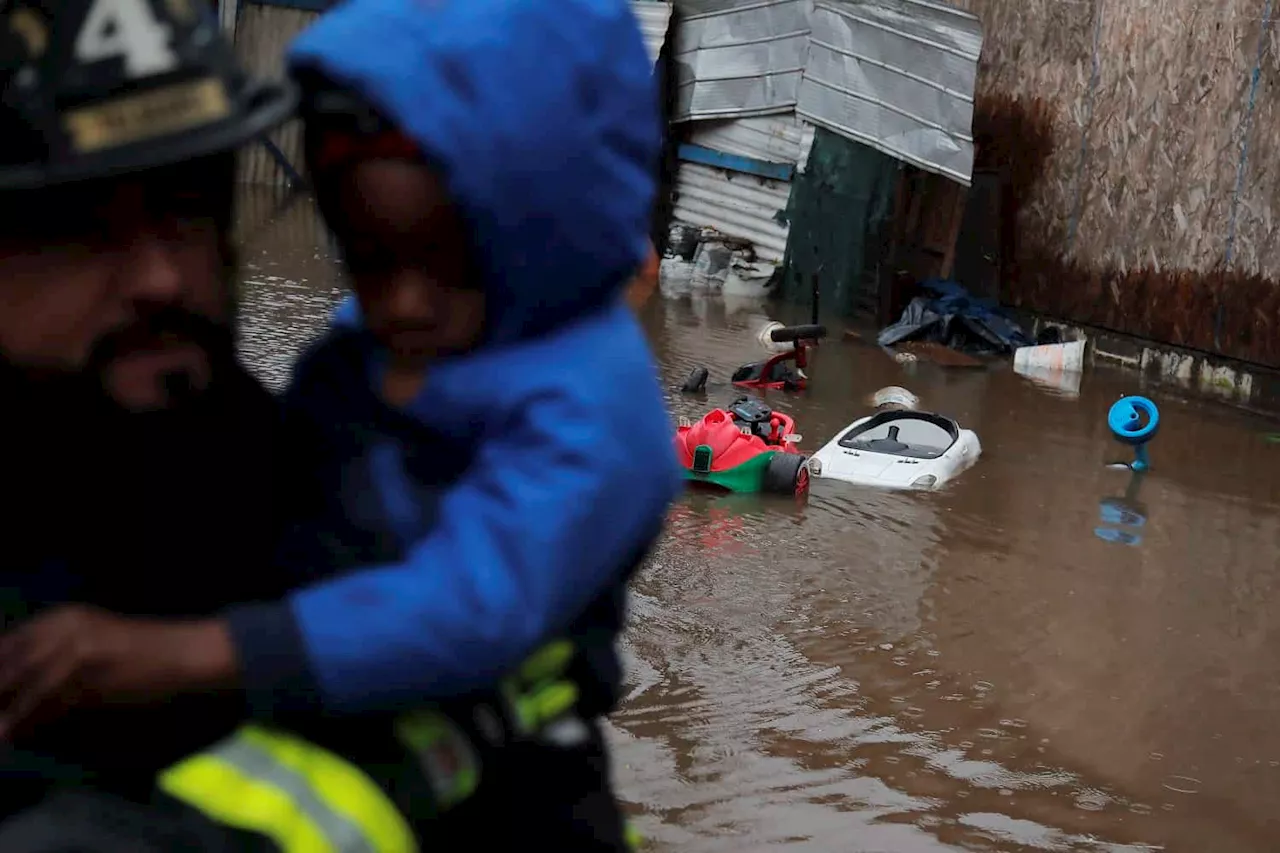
[877,278,1032,354]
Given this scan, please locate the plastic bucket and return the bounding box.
[1013,339,1086,373]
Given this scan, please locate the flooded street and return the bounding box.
[238,196,1280,853]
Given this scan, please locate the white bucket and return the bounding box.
[1017,365,1084,398]
[1013,339,1086,373]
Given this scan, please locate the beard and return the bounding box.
[0,308,244,591]
[5,231,242,424]
[87,305,239,416]
[0,306,239,428]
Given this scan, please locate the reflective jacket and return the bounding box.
[160,640,585,853]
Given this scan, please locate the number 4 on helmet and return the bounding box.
[75,0,180,78]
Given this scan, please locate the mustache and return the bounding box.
[0,308,236,423]
[87,308,234,368]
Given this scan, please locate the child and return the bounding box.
[222,0,681,847]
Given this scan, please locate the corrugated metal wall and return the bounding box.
[686,114,813,169]
[796,0,980,185]
[672,0,981,184]
[234,4,319,186]
[668,114,814,263]
[671,162,792,261]
[672,0,810,121]
[631,1,674,66]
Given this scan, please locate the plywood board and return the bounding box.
[1233,20,1280,277]
[967,0,1102,259]
[1071,0,1249,274]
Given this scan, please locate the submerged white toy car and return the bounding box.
[807,409,981,490]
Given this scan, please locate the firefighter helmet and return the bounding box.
[0,0,296,189]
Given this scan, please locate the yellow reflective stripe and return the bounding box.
[506,678,580,733]
[159,748,337,853]
[625,821,644,851]
[528,679,579,721]
[502,639,581,734]
[517,639,575,683]
[159,725,417,853]
[394,711,480,810]
[238,726,417,853]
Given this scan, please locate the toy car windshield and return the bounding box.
[837,412,959,460]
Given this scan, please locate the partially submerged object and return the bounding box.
[1105,395,1159,472]
[674,396,809,494]
[756,321,793,354]
[870,386,920,411]
[1013,338,1086,374]
[1013,338,1086,397]
[808,391,981,490]
[1096,396,1159,543]
[878,279,1032,355]
[680,323,827,394]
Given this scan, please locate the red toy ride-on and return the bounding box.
[675,395,810,494]
[681,324,827,394]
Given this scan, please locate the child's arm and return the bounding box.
[226,302,682,717]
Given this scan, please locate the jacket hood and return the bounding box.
[288,0,660,345]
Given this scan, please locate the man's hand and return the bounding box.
[0,605,239,741]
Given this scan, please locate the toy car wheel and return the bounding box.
[763,453,809,495]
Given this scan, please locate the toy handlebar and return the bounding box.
[768,324,828,343]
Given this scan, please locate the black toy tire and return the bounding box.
[681,366,710,394]
[763,453,808,495]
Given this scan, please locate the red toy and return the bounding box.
[674,396,809,494]
[679,324,827,395]
[730,323,826,391]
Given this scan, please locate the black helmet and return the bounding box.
[0,0,297,190]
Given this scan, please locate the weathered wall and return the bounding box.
[960,0,1280,367]
[233,4,318,186]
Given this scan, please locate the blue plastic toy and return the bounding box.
[1106,396,1159,472]
[1095,396,1158,544]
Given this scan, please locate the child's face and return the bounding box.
[328,158,485,365]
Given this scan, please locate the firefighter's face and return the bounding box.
[0,156,236,412]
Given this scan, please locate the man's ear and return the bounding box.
[625,242,659,311]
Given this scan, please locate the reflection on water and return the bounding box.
[236,190,345,389]
[236,197,1280,852]
[1095,472,1148,546]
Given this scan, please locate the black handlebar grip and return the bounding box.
[769,324,828,343]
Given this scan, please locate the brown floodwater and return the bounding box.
[238,194,1280,853]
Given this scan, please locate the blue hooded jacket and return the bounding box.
[224,0,681,716]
